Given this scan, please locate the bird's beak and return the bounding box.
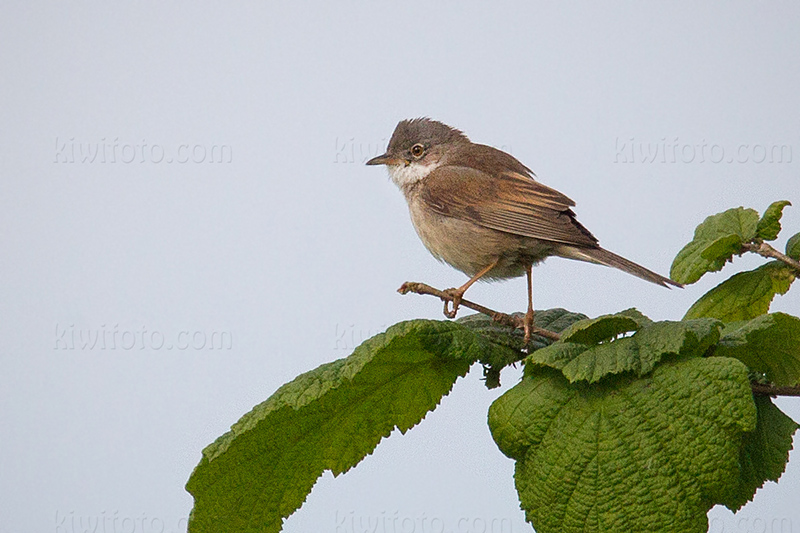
[366,153,403,166]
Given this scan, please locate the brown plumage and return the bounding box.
[419,166,599,249]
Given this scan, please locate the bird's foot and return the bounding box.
[441,288,465,319]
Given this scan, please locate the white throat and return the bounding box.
[386,161,440,190]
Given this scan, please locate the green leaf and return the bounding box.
[457,308,588,388]
[671,207,760,284]
[457,308,587,356]
[787,231,800,260]
[528,314,721,383]
[488,357,756,533]
[701,234,745,261]
[557,308,652,345]
[756,200,791,241]
[723,395,798,511]
[716,312,800,386]
[186,319,515,533]
[684,261,795,322]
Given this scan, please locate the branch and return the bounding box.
[742,241,800,273]
[750,382,800,397]
[397,281,562,341]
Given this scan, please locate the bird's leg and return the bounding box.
[442,259,499,319]
[523,264,535,344]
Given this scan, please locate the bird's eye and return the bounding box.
[410,143,425,158]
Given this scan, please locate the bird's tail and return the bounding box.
[560,246,683,288]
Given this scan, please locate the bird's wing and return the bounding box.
[419,165,599,247]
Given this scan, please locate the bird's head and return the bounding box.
[366,118,469,188]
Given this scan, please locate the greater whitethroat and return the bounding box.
[366,118,681,342]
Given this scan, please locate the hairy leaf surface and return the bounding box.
[756,200,791,241]
[671,207,759,284]
[528,311,721,383]
[186,319,516,533]
[488,358,756,533]
[684,262,795,322]
[716,312,800,386]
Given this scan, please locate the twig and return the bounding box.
[751,382,800,397]
[742,241,800,273]
[397,281,562,341]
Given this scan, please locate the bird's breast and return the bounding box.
[406,195,550,279]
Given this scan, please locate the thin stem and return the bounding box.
[397,281,562,341]
[751,382,800,397]
[742,241,800,273]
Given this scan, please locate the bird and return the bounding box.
[366,118,681,342]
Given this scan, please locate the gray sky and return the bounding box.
[2,2,799,532]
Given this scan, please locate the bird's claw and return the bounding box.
[442,288,463,319]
